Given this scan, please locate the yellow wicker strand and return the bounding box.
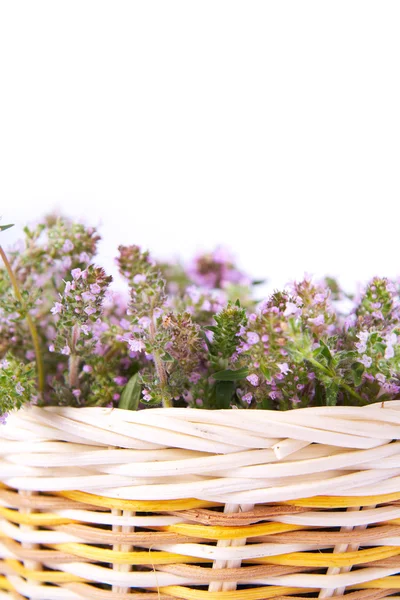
[158,585,318,599]
[254,546,400,568]
[0,506,73,526]
[284,492,400,508]
[355,578,400,589]
[0,575,14,591]
[53,543,212,565]
[4,559,87,583]
[164,522,304,540]
[57,490,219,511]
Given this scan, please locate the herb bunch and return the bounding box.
[1,217,400,423]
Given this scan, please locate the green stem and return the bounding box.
[0,245,45,395]
[149,312,171,408]
[306,355,364,403]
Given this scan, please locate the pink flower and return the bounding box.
[72,389,81,399]
[49,344,55,352]
[360,354,372,368]
[90,283,101,295]
[133,274,147,284]
[247,332,260,345]
[142,389,152,402]
[82,365,93,373]
[51,302,63,315]
[284,302,302,318]
[84,306,96,316]
[308,314,325,326]
[79,252,91,263]
[385,344,395,360]
[189,372,201,383]
[62,239,74,253]
[313,293,326,304]
[82,291,95,302]
[71,268,82,280]
[128,338,146,352]
[114,376,128,386]
[64,281,72,296]
[61,345,71,356]
[138,316,151,329]
[355,331,369,354]
[15,382,25,395]
[81,324,91,335]
[278,362,290,375]
[242,392,253,404]
[246,373,259,387]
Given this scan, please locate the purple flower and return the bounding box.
[84,306,96,316]
[142,389,152,402]
[114,376,128,386]
[138,316,151,329]
[313,293,326,304]
[247,332,260,345]
[284,302,302,318]
[189,372,201,383]
[15,382,25,396]
[51,302,63,315]
[355,331,369,354]
[72,389,81,399]
[81,324,91,335]
[133,274,147,284]
[0,413,8,425]
[90,283,101,295]
[79,252,91,263]
[385,344,395,360]
[61,345,71,356]
[278,362,290,375]
[71,268,82,280]
[344,314,357,331]
[308,314,325,326]
[82,291,95,302]
[246,373,259,387]
[62,239,74,253]
[376,373,386,384]
[83,365,93,373]
[128,338,146,353]
[360,354,372,368]
[242,392,253,404]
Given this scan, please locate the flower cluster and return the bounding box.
[2,216,400,424]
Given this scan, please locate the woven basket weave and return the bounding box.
[2,402,400,599]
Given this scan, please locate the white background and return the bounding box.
[1,1,399,293]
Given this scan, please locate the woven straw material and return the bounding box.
[1,402,400,599]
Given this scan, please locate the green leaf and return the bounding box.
[0,224,14,232]
[351,362,364,387]
[325,382,339,406]
[213,367,249,381]
[118,373,141,411]
[260,396,274,409]
[317,340,333,364]
[260,364,272,380]
[215,381,234,408]
[252,279,266,286]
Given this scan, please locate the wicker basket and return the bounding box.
[2,402,400,599]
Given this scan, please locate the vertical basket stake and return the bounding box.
[208,503,254,593]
